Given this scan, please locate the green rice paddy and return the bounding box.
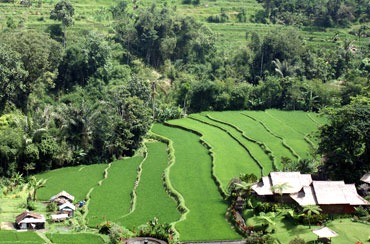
[46,233,104,244]
[87,156,144,227]
[0,230,44,244]
[151,124,241,241]
[117,142,181,228]
[36,163,107,201]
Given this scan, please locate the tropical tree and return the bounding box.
[255,212,276,232]
[270,182,292,205]
[28,176,46,201]
[50,0,75,48]
[302,205,322,228]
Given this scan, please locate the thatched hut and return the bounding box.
[15,211,45,230]
[50,191,74,205]
[291,181,369,214]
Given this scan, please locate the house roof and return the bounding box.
[291,181,369,206]
[312,227,339,238]
[251,172,312,196]
[15,211,45,224]
[290,186,317,206]
[51,214,68,220]
[50,190,75,202]
[59,202,76,211]
[360,173,370,184]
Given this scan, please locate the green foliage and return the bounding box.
[289,236,306,244]
[318,98,370,183]
[46,201,58,212]
[255,202,279,214]
[99,220,113,234]
[50,0,75,47]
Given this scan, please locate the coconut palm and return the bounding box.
[302,205,322,228]
[270,182,292,205]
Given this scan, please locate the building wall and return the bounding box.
[319,204,355,214]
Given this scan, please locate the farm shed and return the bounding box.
[50,190,75,205]
[251,172,312,203]
[15,211,45,230]
[59,202,76,217]
[290,181,369,214]
[51,214,68,222]
[360,173,370,184]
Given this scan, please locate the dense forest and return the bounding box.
[0,0,369,183]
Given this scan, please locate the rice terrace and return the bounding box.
[1,0,370,241]
[2,109,369,244]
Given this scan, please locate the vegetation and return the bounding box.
[0,230,44,243]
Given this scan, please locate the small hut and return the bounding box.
[15,211,45,230]
[312,226,338,243]
[360,173,370,184]
[59,202,76,217]
[51,213,68,222]
[50,191,74,205]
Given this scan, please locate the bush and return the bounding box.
[255,202,279,214]
[289,236,306,244]
[99,221,113,234]
[46,202,57,212]
[27,201,36,211]
[354,206,369,217]
[298,213,328,225]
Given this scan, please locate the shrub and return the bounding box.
[27,201,36,211]
[354,206,369,217]
[99,221,113,234]
[255,202,279,214]
[289,236,306,244]
[298,213,328,225]
[46,202,57,212]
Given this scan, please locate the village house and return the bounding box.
[291,181,369,214]
[251,172,312,203]
[251,172,369,214]
[15,211,45,230]
[49,190,75,205]
[59,202,76,217]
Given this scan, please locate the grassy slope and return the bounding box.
[152,124,241,241]
[86,156,143,227]
[117,142,181,228]
[0,230,44,243]
[243,110,312,159]
[190,113,272,174]
[207,111,296,169]
[36,164,106,201]
[46,233,104,244]
[169,117,261,191]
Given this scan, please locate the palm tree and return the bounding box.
[302,205,322,229]
[28,176,46,201]
[272,59,297,77]
[256,212,276,232]
[270,182,292,205]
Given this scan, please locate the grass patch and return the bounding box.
[117,142,181,229]
[87,156,144,227]
[152,124,241,241]
[168,117,261,192]
[46,233,104,244]
[36,164,107,202]
[0,230,44,243]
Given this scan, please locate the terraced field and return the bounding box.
[46,233,105,244]
[117,142,181,228]
[36,164,107,201]
[0,230,44,244]
[87,156,144,227]
[30,110,327,242]
[151,124,241,241]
